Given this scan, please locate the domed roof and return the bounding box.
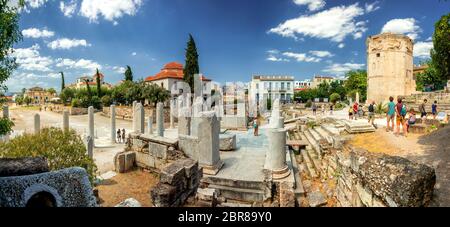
[163,62,183,70]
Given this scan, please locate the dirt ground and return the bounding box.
[349,126,450,206]
[96,169,159,207]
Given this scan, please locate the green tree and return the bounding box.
[415,62,446,91]
[47,88,56,95]
[0,0,22,93]
[142,83,170,106]
[431,13,450,81]
[317,81,331,98]
[330,93,341,104]
[183,34,200,92]
[124,65,133,81]
[60,72,65,92]
[60,88,75,104]
[23,96,32,106]
[85,79,93,101]
[344,70,367,101]
[95,69,102,97]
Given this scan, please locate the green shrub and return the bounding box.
[71,98,81,107]
[334,102,344,110]
[307,121,317,129]
[375,102,387,115]
[101,95,112,107]
[330,93,341,104]
[0,118,14,136]
[0,127,97,184]
[305,100,312,108]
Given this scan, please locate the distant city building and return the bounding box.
[367,33,416,103]
[144,62,212,96]
[24,87,56,105]
[67,72,113,89]
[310,75,336,89]
[413,64,429,78]
[249,75,294,104]
[294,79,312,91]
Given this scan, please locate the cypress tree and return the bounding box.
[95,69,102,97]
[183,34,200,92]
[124,65,133,81]
[60,72,65,92]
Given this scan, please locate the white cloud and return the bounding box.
[365,2,380,13]
[381,18,421,40]
[56,58,102,71]
[131,52,137,56]
[80,0,143,24]
[25,0,48,8]
[267,55,290,62]
[426,37,432,41]
[113,66,126,73]
[322,62,365,75]
[60,0,78,18]
[48,38,91,50]
[11,44,53,72]
[283,52,321,62]
[269,3,367,42]
[414,41,433,58]
[293,0,325,11]
[22,28,54,38]
[338,43,345,48]
[309,50,334,57]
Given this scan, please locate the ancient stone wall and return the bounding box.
[102,106,173,122]
[367,33,415,103]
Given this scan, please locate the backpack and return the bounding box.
[400,104,407,116]
[368,104,374,113]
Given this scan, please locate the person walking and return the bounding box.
[348,105,354,120]
[312,102,317,116]
[321,104,325,115]
[352,102,359,120]
[329,104,334,115]
[253,117,259,136]
[116,129,121,143]
[419,99,427,119]
[368,101,375,125]
[395,97,408,137]
[432,101,438,119]
[386,96,396,132]
[121,128,126,144]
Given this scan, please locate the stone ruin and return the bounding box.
[0,157,97,207]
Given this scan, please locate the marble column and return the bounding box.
[265,128,290,179]
[156,102,164,137]
[132,101,137,132]
[169,99,175,129]
[147,116,153,135]
[63,110,69,131]
[110,105,116,143]
[88,106,94,141]
[197,111,223,175]
[2,105,9,119]
[135,103,145,134]
[34,113,40,134]
[86,136,94,159]
[178,107,191,136]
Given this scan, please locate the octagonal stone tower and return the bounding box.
[367,33,416,103]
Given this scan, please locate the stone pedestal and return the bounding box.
[63,110,69,131]
[88,106,94,140]
[156,102,164,137]
[197,111,223,175]
[265,128,290,179]
[178,107,191,136]
[134,103,145,134]
[110,105,116,143]
[132,101,137,132]
[34,113,40,134]
[2,105,9,119]
[147,116,153,135]
[86,136,94,159]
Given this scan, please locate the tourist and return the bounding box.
[121,128,126,143]
[395,97,408,136]
[419,99,428,119]
[406,108,417,133]
[253,117,259,136]
[432,101,438,119]
[321,104,325,115]
[329,104,334,115]
[353,102,359,120]
[368,101,375,125]
[312,102,317,116]
[116,129,121,143]
[348,106,353,120]
[386,96,396,132]
[358,104,364,118]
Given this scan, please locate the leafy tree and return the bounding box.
[0,117,14,136]
[101,95,112,106]
[142,83,170,106]
[23,96,32,106]
[330,93,341,104]
[85,79,93,101]
[95,68,102,97]
[0,0,22,93]
[60,72,65,92]
[431,13,450,81]
[14,95,23,105]
[46,88,56,95]
[124,65,133,81]
[60,87,75,104]
[21,88,25,95]
[183,34,200,92]
[329,80,346,99]
[317,81,331,98]
[344,70,367,101]
[0,127,97,184]
[415,62,446,91]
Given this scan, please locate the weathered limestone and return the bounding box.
[0,157,49,177]
[132,101,137,132]
[88,106,94,139]
[110,105,116,143]
[219,134,237,151]
[63,110,69,131]
[265,128,290,179]
[2,105,9,119]
[191,97,204,136]
[114,151,136,173]
[367,33,415,103]
[197,111,223,175]
[156,102,164,137]
[147,116,153,135]
[134,103,145,134]
[269,99,284,129]
[178,107,191,136]
[170,99,175,129]
[34,113,40,134]
[86,136,94,159]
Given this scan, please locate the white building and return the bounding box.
[294,79,312,91]
[249,75,295,104]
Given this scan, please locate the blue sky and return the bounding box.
[5,0,450,92]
